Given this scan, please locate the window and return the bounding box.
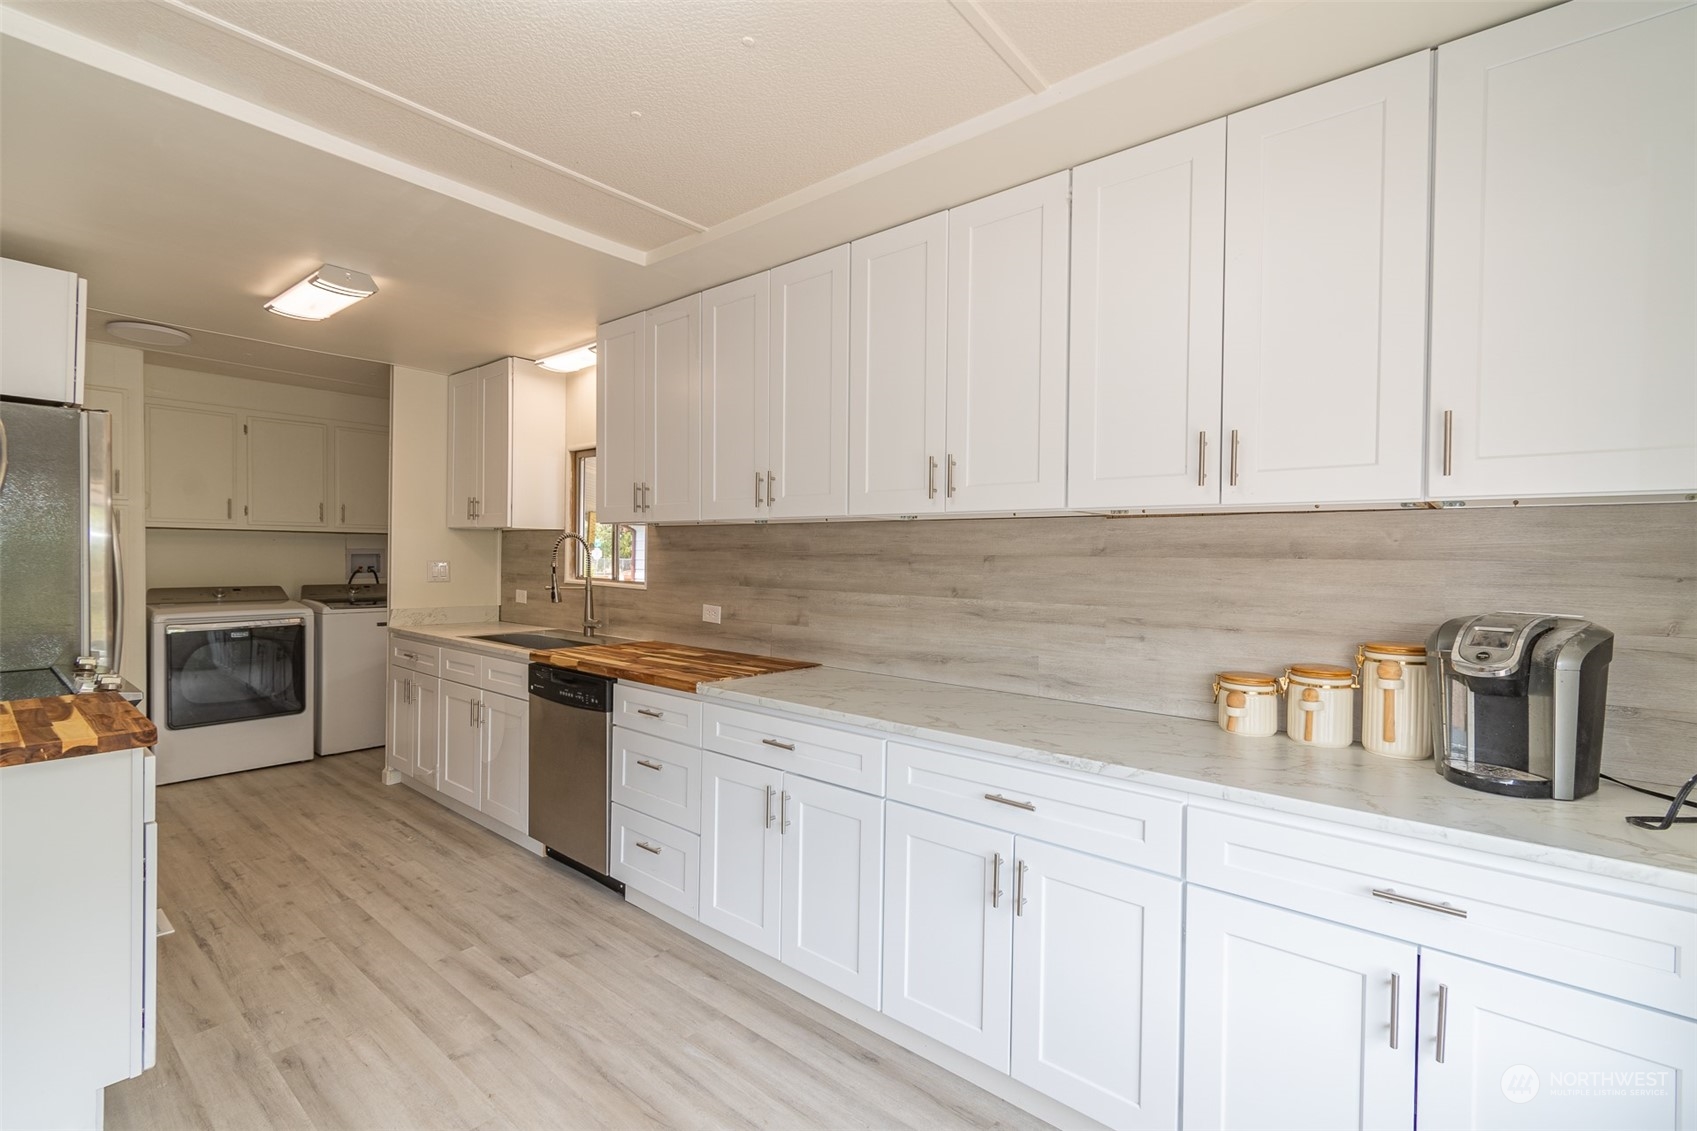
[572,450,646,584]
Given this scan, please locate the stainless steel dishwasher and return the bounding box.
[528,663,624,893]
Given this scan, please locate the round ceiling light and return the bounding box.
[104,320,192,347]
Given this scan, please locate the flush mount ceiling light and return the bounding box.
[264,264,378,320]
[535,343,597,373]
[103,320,191,347]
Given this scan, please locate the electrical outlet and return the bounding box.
[702,604,722,624]
[514,589,527,604]
[428,560,451,583]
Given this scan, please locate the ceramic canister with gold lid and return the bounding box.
[1357,642,1430,760]
[1212,672,1281,737]
[1284,663,1358,748]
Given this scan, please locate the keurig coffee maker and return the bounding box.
[1427,612,1614,800]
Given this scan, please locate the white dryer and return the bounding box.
[300,584,387,755]
[146,586,314,784]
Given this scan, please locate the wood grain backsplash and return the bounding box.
[504,504,1697,786]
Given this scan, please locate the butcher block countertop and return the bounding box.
[530,640,817,693]
[0,693,157,768]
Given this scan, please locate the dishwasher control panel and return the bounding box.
[528,663,613,711]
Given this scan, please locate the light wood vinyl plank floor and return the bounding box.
[106,748,1050,1131]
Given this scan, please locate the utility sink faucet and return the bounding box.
[549,531,603,638]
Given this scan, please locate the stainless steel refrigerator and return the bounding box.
[0,398,123,701]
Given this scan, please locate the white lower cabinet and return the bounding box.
[439,679,484,808]
[700,750,884,1007]
[611,801,700,917]
[1416,953,1697,1131]
[479,690,528,832]
[388,667,440,784]
[883,801,1182,1128]
[1183,887,1417,1131]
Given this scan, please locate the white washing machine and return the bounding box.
[300,584,387,755]
[146,586,314,784]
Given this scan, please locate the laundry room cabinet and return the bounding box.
[246,415,329,528]
[332,426,389,530]
[144,404,241,526]
[446,357,572,529]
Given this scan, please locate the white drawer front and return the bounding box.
[887,742,1183,875]
[439,647,481,686]
[389,639,440,676]
[479,654,528,697]
[1188,805,1697,1018]
[611,803,699,918]
[704,703,885,795]
[611,727,703,833]
[614,684,703,746]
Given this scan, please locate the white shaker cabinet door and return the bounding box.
[1429,2,1697,498]
[699,273,768,522]
[946,172,1070,513]
[1183,887,1417,1131]
[1010,839,1182,1131]
[479,692,528,833]
[446,367,485,528]
[437,680,482,809]
[700,752,783,958]
[849,212,948,517]
[597,311,646,523]
[882,802,1015,1072]
[643,294,701,523]
[1070,119,1226,511]
[145,404,239,526]
[247,416,328,528]
[387,669,415,779]
[780,775,883,1009]
[1417,951,1697,1131]
[1221,51,1432,506]
[768,246,850,519]
[332,426,388,530]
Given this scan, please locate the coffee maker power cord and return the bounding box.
[1605,772,1697,830]
[1602,772,1697,808]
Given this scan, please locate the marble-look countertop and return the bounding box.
[699,667,1697,896]
[389,622,635,663]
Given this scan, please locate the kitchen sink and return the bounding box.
[471,631,599,650]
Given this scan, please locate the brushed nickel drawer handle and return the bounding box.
[635,840,661,855]
[984,792,1036,812]
[1389,972,1401,1050]
[1372,887,1467,918]
[762,738,796,751]
[635,708,665,719]
[991,851,1003,909]
[636,759,663,771]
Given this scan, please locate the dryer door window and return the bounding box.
[163,618,306,729]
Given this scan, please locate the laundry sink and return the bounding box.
[471,631,600,650]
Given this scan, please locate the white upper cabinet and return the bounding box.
[699,273,769,522]
[1069,120,1226,511]
[1429,1,1697,498]
[0,258,85,405]
[767,245,850,519]
[849,212,949,517]
[597,311,646,524]
[246,416,328,528]
[447,358,570,529]
[946,172,1071,513]
[145,404,240,526]
[332,426,388,531]
[643,295,701,523]
[1221,51,1432,506]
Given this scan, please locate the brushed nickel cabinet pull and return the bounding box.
[1198,431,1208,487]
[1371,887,1467,918]
[1389,972,1401,1049]
[341,503,347,524]
[636,708,664,719]
[636,758,663,771]
[762,738,796,751]
[928,455,938,499]
[635,840,661,855]
[633,482,640,512]
[765,784,776,829]
[1442,410,1454,477]
[779,790,791,832]
[642,483,651,511]
[319,502,324,522]
[469,700,478,727]
[946,454,957,498]
[991,852,1004,909]
[1229,430,1240,487]
[1015,859,1028,917]
[755,471,764,507]
[766,470,774,507]
[114,468,121,495]
[984,792,1036,812]
[226,498,233,519]
[1435,983,1449,1063]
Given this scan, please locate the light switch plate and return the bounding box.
[428,560,451,583]
[702,604,722,624]
[514,589,527,604]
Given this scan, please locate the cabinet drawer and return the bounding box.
[703,703,885,795]
[611,727,702,833]
[479,653,528,698]
[887,742,1183,875]
[1188,805,1697,1018]
[440,647,481,686]
[614,685,702,746]
[389,639,440,676]
[610,803,699,918]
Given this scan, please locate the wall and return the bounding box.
[142,363,389,597]
[504,503,1697,786]
[388,365,500,623]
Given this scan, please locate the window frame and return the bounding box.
[570,448,647,589]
